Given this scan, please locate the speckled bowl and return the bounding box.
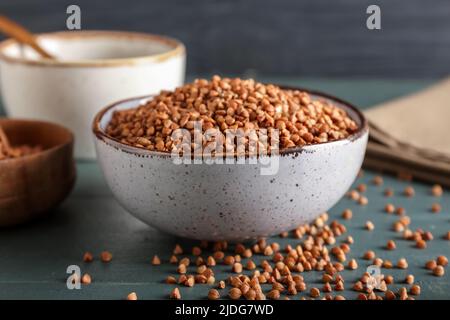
[0,30,185,159]
[93,88,368,241]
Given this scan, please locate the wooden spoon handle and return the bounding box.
[0,15,54,59]
[0,125,11,153]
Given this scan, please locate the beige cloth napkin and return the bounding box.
[364,78,450,186]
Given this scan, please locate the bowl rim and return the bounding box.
[0,30,185,67]
[0,118,74,163]
[92,85,369,158]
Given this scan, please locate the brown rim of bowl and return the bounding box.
[0,118,74,162]
[0,30,185,67]
[92,86,369,158]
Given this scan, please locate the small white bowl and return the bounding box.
[93,88,368,241]
[0,31,185,159]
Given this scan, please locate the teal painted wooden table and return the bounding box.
[0,79,449,299]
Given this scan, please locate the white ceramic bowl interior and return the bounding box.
[93,89,368,241]
[0,31,186,159]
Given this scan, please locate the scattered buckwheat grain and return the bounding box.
[357,184,367,193]
[232,262,243,273]
[426,260,437,270]
[433,265,445,277]
[335,280,345,291]
[385,275,394,285]
[267,289,281,300]
[166,276,177,284]
[229,287,242,300]
[192,246,202,256]
[152,255,161,265]
[397,258,408,269]
[410,284,421,296]
[359,196,368,206]
[363,250,376,260]
[83,252,93,263]
[399,287,408,300]
[404,186,415,197]
[386,240,396,250]
[373,176,383,186]
[405,274,414,284]
[437,255,448,266]
[323,282,332,293]
[342,209,352,220]
[310,287,320,298]
[348,259,358,270]
[177,264,187,274]
[81,274,91,285]
[384,188,394,197]
[396,207,406,216]
[170,288,181,299]
[431,203,441,213]
[100,251,112,263]
[416,239,427,249]
[348,190,360,200]
[365,221,375,231]
[385,290,396,300]
[173,244,183,255]
[431,184,443,197]
[208,289,220,300]
[385,204,395,214]
[356,293,367,300]
[127,292,138,300]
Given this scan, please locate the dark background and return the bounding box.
[1,0,449,78]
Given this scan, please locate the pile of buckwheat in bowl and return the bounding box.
[105,76,359,154]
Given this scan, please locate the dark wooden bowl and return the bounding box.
[0,118,75,226]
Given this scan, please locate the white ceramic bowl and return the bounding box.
[0,31,185,159]
[93,88,368,241]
